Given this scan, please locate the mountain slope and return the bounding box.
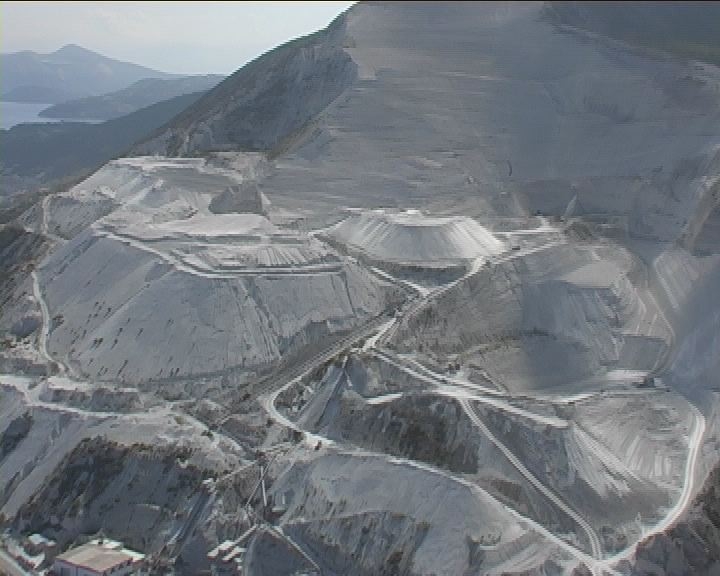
[38,75,225,120]
[1,3,719,576]
[134,2,720,244]
[544,2,720,66]
[1,44,175,103]
[133,13,356,155]
[628,462,720,575]
[0,91,207,195]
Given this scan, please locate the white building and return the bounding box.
[52,539,144,576]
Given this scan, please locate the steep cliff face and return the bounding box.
[628,463,720,576]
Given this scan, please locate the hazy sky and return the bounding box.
[1,1,355,74]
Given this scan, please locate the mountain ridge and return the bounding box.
[1,44,177,103]
[37,74,225,120]
[133,9,355,155]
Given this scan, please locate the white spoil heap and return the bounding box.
[329,210,504,265]
[32,156,397,385]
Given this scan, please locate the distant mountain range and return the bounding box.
[38,75,225,121]
[0,45,224,200]
[1,44,176,103]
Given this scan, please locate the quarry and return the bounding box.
[1,2,720,576]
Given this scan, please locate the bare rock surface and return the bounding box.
[1,3,719,576]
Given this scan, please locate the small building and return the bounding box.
[221,546,246,564]
[635,375,656,388]
[52,540,144,576]
[26,533,57,556]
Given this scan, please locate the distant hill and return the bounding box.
[0,90,207,197]
[1,85,77,104]
[1,44,176,103]
[543,2,720,65]
[38,75,225,120]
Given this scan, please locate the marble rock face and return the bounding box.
[2,3,720,576]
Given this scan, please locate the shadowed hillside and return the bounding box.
[544,2,720,65]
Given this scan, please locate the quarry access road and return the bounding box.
[494,216,556,236]
[646,403,705,534]
[41,195,50,236]
[459,398,603,561]
[260,369,338,449]
[258,220,655,574]
[369,266,430,296]
[32,269,71,376]
[240,221,564,424]
[374,347,702,572]
[251,315,389,401]
[95,228,344,279]
[39,194,64,245]
[31,270,53,368]
[263,368,607,573]
[374,343,702,573]
[272,526,322,573]
[379,235,566,346]
[0,372,236,460]
[599,402,705,571]
[372,349,569,428]
[371,347,603,560]
[262,347,620,574]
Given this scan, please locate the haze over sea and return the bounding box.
[1,101,100,129]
